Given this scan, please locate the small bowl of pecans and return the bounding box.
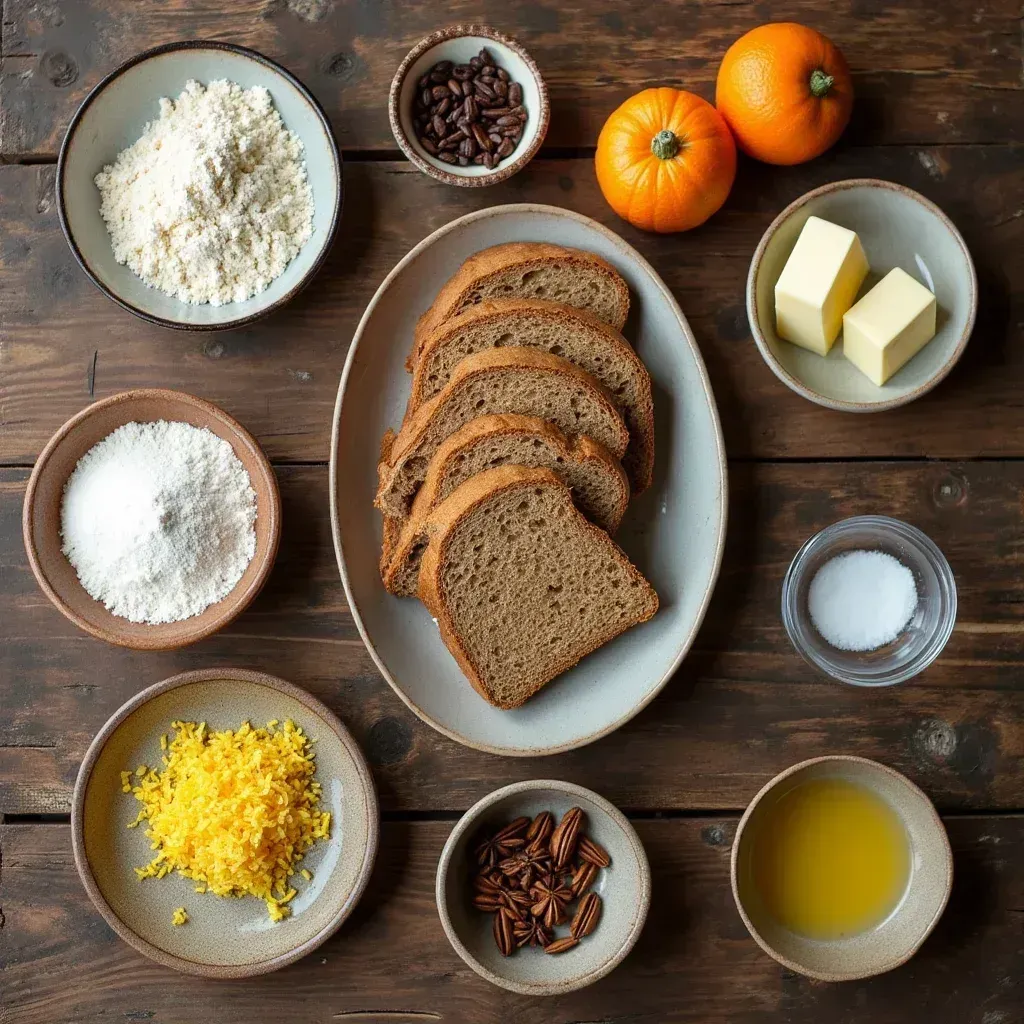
[389,25,549,187]
[436,780,650,995]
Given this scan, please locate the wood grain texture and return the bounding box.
[1,0,1021,158]
[1,147,1021,464]
[4,460,1024,817]
[1,817,1022,1023]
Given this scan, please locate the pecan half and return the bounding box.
[543,936,579,955]
[577,836,611,868]
[570,892,602,939]
[568,860,598,898]
[493,908,515,956]
[526,811,554,849]
[549,807,585,869]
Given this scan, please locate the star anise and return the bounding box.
[474,816,530,869]
[498,844,552,890]
[513,917,551,949]
[529,877,573,930]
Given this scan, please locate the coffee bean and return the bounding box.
[447,78,462,97]
[497,67,510,83]
[509,83,522,106]
[431,85,450,101]
[432,114,446,137]
[437,151,457,165]
[496,137,515,158]
[435,97,451,117]
[420,137,438,154]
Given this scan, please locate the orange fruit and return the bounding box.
[595,87,737,234]
[715,22,853,166]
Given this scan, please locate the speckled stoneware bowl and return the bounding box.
[23,389,281,650]
[71,669,379,978]
[731,756,953,982]
[389,25,549,187]
[436,780,650,995]
[747,179,976,412]
[58,41,342,330]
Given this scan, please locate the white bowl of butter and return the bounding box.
[747,178,976,412]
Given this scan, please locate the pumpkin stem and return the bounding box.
[651,129,681,161]
[809,69,835,98]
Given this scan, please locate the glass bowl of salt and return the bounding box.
[782,515,957,687]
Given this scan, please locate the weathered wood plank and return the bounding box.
[4,460,1024,817]
[1,147,1021,464]
[1,817,1022,1023]
[0,0,1020,158]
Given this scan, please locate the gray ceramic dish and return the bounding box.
[329,204,728,756]
[57,41,342,331]
[389,25,549,187]
[71,668,379,977]
[747,179,976,411]
[436,780,650,995]
[731,756,953,982]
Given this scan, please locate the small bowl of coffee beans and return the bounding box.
[389,24,549,187]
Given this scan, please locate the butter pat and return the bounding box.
[842,268,937,385]
[774,216,869,355]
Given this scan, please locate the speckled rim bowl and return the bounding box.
[389,25,549,187]
[57,40,342,331]
[782,515,957,687]
[436,780,650,995]
[71,668,379,977]
[747,179,977,412]
[731,755,953,982]
[22,389,282,650]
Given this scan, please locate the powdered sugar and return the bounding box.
[94,79,314,305]
[60,421,258,624]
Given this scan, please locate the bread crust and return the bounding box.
[417,466,658,710]
[409,243,630,370]
[380,414,630,594]
[375,348,630,518]
[407,297,654,492]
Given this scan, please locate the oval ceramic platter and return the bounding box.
[330,204,727,755]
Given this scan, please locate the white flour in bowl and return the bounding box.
[94,79,314,305]
[60,420,258,624]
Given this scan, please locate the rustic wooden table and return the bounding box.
[1,1,1022,1021]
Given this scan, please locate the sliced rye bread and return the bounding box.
[418,465,658,709]
[381,414,630,596]
[407,297,654,492]
[409,243,630,371]
[375,347,629,520]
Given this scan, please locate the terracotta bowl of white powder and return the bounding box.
[57,41,341,330]
[23,389,281,649]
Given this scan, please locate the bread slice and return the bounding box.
[418,465,658,709]
[409,243,630,370]
[375,348,629,519]
[408,298,654,492]
[381,414,630,596]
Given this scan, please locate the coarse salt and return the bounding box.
[807,549,918,652]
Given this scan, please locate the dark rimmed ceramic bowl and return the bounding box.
[436,780,650,995]
[389,25,549,187]
[23,389,281,649]
[57,41,342,331]
[72,668,379,977]
[747,179,976,412]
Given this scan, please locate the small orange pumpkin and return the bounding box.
[716,23,853,166]
[595,87,737,234]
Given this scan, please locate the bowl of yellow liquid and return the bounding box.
[731,756,952,981]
